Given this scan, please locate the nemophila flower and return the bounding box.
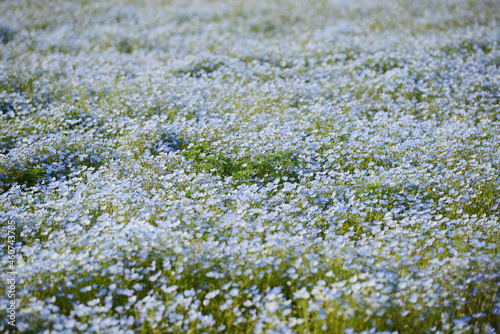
[0,0,499,332]
[293,287,310,300]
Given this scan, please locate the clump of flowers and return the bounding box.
[0,0,499,333]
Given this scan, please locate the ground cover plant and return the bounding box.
[0,0,499,333]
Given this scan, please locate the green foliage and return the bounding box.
[171,61,225,78]
[441,40,494,56]
[118,38,133,54]
[0,25,15,44]
[183,144,300,185]
[0,100,15,115]
[457,182,500,218]
[0,134,16,154]
[0,143,104,194]
[0,165,45,193]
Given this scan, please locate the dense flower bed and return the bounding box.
[0,0,499,333]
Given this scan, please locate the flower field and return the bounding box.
[1,0,499,333]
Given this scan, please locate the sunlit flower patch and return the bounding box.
[0,0,499,333]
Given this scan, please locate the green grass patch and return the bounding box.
[0,134,17,154]
[0,165,45,193]
[0,25,15,44]
[118,38,134,54]
[171,60,225,79]
[182,144,300,186]
[0,144,105,194]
